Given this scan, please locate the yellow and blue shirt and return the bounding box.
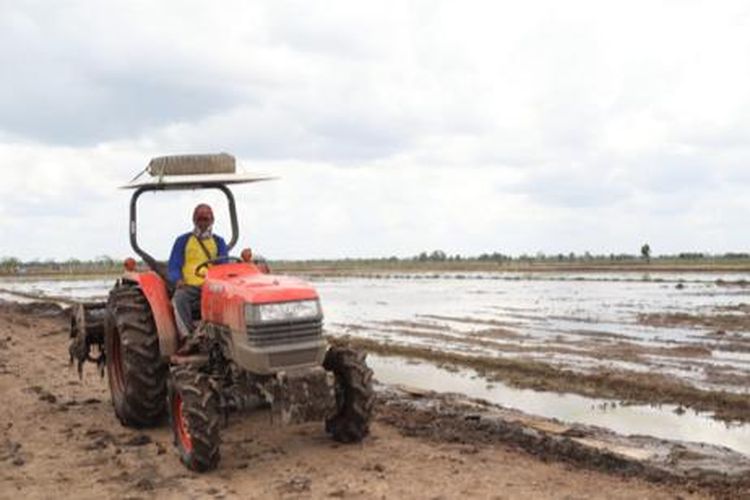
[168,232,228,286]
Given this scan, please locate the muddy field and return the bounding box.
[9,272,747,425]
[1,295,750,498]
[11,272,746,400]
[0,274,750,498]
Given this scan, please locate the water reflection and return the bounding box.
[369,354,750,456]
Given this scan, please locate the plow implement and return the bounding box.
[68,302,107,377]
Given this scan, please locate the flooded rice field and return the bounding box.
[2,271,749,455]
[317,272,750,395]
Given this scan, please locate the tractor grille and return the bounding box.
[246,318,323,347]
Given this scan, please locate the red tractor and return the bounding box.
[69,154,374,471]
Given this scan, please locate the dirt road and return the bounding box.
[0,301,741,499]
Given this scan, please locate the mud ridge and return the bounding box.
[331,336,750,422]
[639,311,750,334]
[377,388,750,498]
[0,298,69,317]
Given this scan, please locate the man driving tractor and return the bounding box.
[67,154,374,472]
[168,203,228,348]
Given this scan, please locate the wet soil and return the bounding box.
[638,311,750,334]
[330,335,750,423]
[380,388,750,498]
[370,319,717,364]
[1,301,745,498]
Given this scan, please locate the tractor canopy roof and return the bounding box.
[125,153,272,278]
[122,153,274,190]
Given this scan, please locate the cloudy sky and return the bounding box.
[1,0,749,261]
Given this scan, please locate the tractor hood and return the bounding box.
[205,263,319,304]
[201,263,320,330]
[219,273,318,304]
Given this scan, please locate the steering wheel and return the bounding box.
[194,256,243,277]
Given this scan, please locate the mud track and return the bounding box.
[1,301,748,499]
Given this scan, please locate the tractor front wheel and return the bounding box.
[168,364,221,472]
[323,346,375,443]
[106,282,167,427]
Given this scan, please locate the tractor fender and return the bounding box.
[123,271,178,358]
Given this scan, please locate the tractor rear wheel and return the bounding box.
[323,346,375,443]
[168,364,221,472]
[105,281,168,427]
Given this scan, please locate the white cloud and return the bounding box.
[1,1,750,259]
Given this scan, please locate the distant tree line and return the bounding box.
[3,249,750,275]
[400,249,750,263]
[413,250,513,262]
[0,255,121,275]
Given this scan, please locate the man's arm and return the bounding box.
[216,236,228,259]
[168,234,188,285]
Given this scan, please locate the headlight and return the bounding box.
[245,299,322,324]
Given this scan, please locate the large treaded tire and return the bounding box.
[323,346,375,443]
[105,281,168,427]
[168,365,221,472]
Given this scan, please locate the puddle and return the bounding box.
[369,354,750,456]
